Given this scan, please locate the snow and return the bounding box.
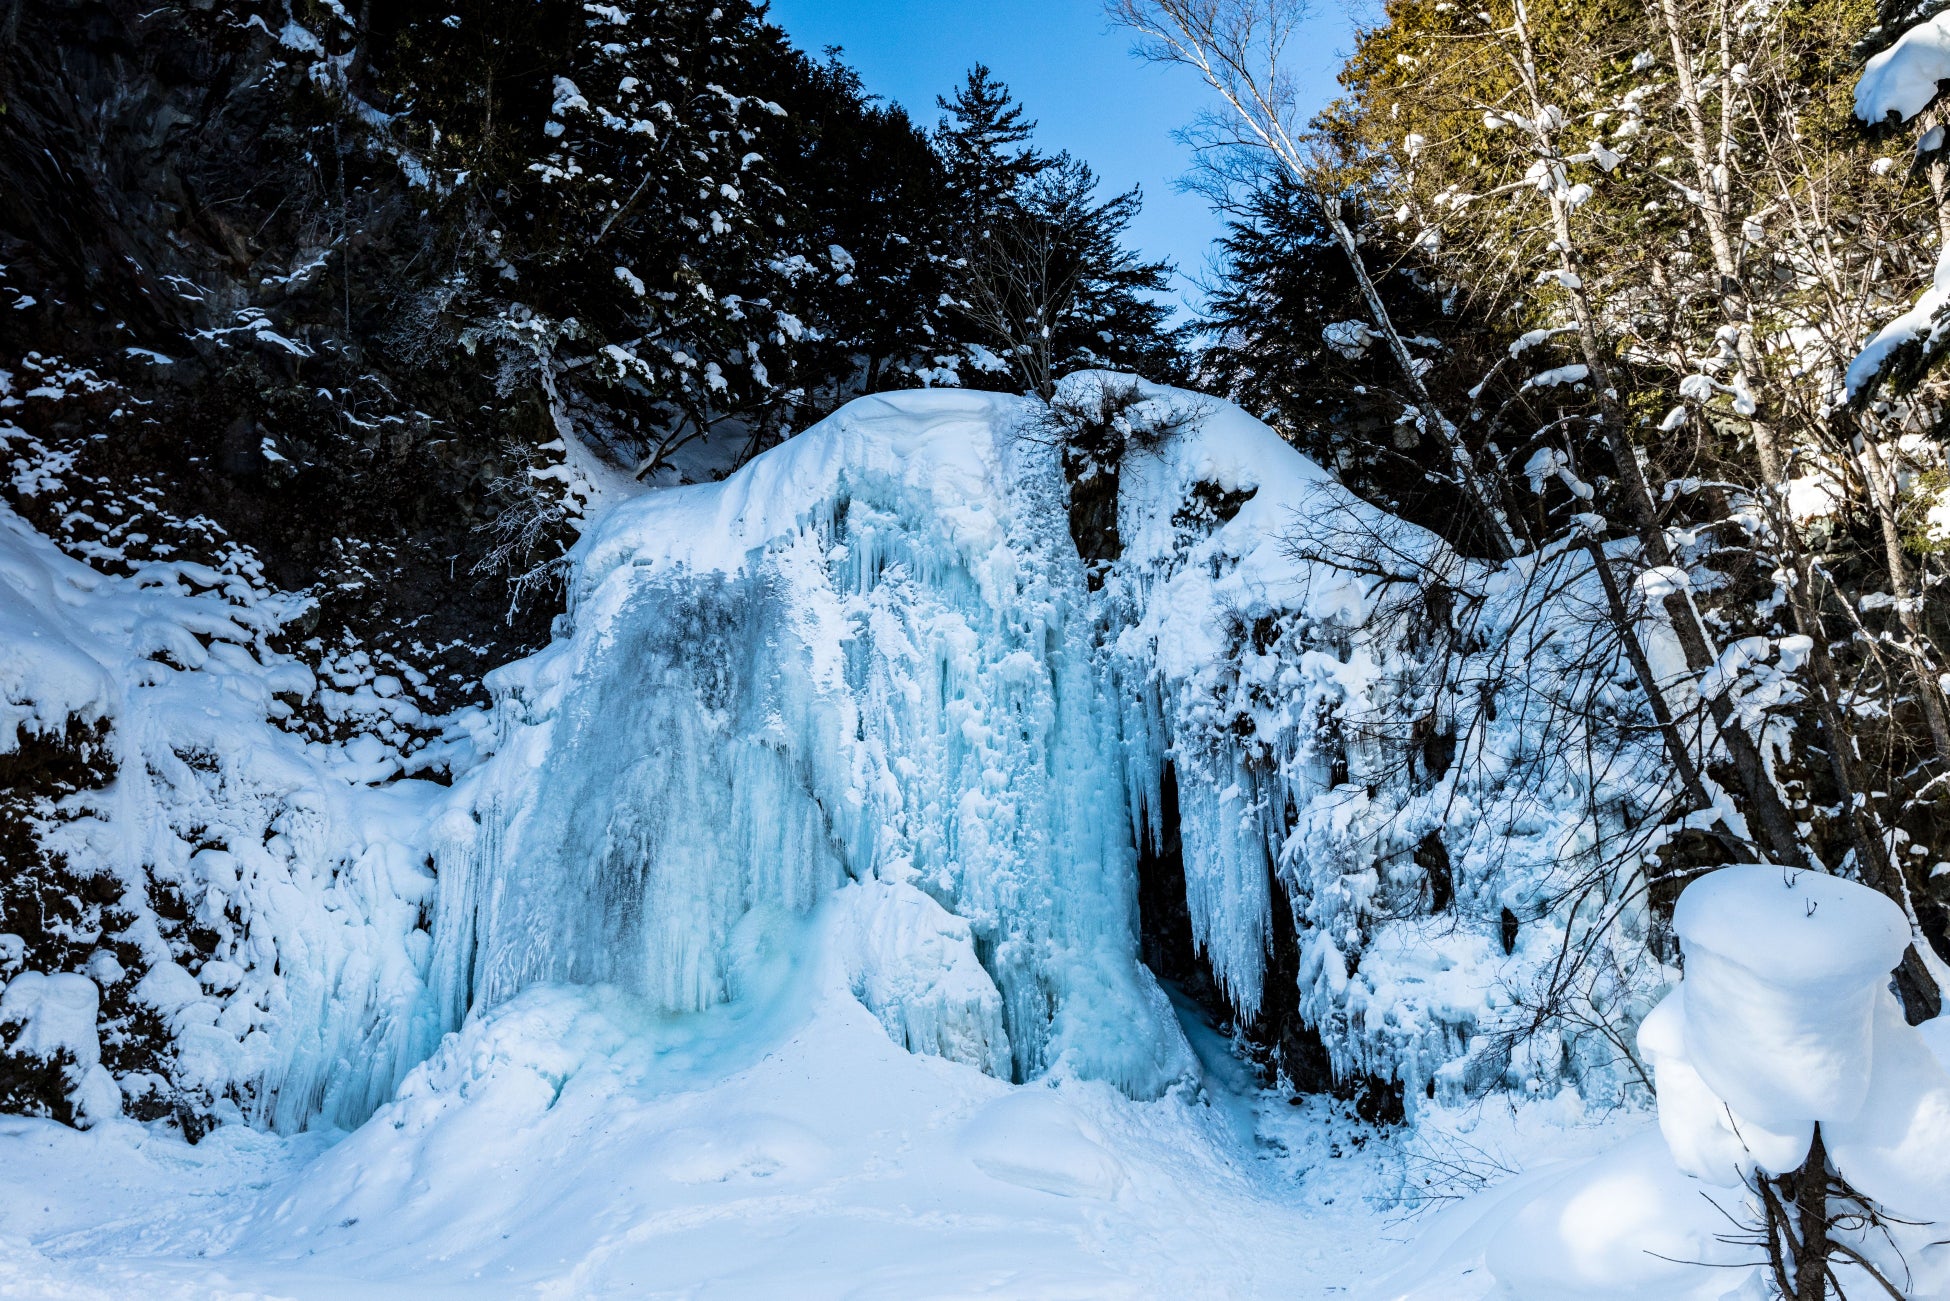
[828,879,1010,1074]
[1672,864,1908,1128]
[1377,867,1950,1298]
[0,899,1408,1297]
[1855,15,1950,123]
[1824,992,1950,1216]
[8,382,1950,1297]
[0,496,451,1132]
[1637,985,1812,1181]
[1847,242,1950,397]
[960,1089,1129,1199]
[1479,1132,1752,1301]
[0,509,114,750]
[0,970,101,1066]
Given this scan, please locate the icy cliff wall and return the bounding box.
[433,388,1196,1095]
[431,375,1677,1112]
[1,372,1678,1136]
[1093,372,1674,1109]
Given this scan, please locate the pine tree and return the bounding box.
[759,48,957,403]
[935,70,1185,395]
[935,64,1048,213]
[1199,171,1487,525]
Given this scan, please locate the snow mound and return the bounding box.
[1672,864,1908,1128]
[961,1088,1127,1199]
[190,897,1361,1297]
[1481,1131,1750,1301]
[1855,15,1950,123]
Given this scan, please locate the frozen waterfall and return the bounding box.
[415,372,1654,1117]
[431,388,1196,1095]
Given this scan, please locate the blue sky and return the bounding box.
[762,0,1347,317]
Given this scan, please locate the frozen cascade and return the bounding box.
[0,369,1722,1141]
[417,373,1679,1120]
[433,389,1195,1094]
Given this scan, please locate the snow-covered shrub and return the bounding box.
[1473,866,1950,1299]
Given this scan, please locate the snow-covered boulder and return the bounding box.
[0,971,118,1126]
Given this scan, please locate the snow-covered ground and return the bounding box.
[0,933,1636,1300]
[5,989,1943,1299]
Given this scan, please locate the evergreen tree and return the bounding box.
[1198,172,1504,528]
[934,64,1048,212]
[934,69,1185,394]
[1026,155,1185,384]
[759,49,958,403]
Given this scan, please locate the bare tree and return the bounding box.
[957,186,1086,402]
[1109,0,1824,878]
[1110,0,1522,562]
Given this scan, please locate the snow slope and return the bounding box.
[0,900,1412,1298]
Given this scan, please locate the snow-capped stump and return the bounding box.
[1642,864,1950,1214]
[1670,864,1909,1129]
[1482,868,1950,1298]
[1637,986,1813,1182]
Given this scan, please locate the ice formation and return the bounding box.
[432,387,1197,1095]
[420,373,1681,1116]
[5,370,1696,1136]
[0,502,447,1132]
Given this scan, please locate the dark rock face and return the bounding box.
[0,1,561,681]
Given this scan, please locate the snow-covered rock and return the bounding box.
[0,502,452,1133]
[1670,864,1909,1129]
